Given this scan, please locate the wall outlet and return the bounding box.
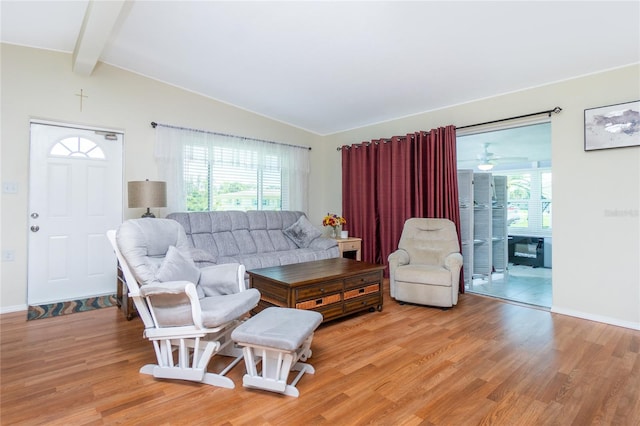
[2,250,15,262]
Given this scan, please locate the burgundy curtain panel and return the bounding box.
[342,142,378,263]
[341,125,464,293]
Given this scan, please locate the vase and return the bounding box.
[330,226,338,238]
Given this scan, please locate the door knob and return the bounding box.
[30,225,40,232]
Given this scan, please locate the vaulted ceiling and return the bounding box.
[1,1,639,135]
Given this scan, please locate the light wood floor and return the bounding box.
[2,284,639,425]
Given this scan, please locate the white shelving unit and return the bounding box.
[473,173,493,278]
[492,176,508,272]
[458,171,509,286]
[457,169,474,288]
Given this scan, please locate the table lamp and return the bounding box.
[128,180,167,218]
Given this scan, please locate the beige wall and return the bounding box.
[2,43,639,329]
[0,44,323,310]
[324,64,640,329]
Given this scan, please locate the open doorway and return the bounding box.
[457,121,552,308]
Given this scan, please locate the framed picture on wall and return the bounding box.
[584,100,640,151]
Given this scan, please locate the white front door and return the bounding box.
[28,122,123,305]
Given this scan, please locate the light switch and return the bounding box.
[2,182,18,194]
[2,250,15,262]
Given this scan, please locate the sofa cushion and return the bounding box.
[236,252,283,270]
[269,229,295,251]
[308,236,340,250]
[188,212,216,233]
[283,215,322,248]
[263,211,285,230]
[189,247,218,264]
[232,229,257,253]
[249,229,276,252]
[192,234,220,257]
[213,231,240,256]
[277,248,328,265]
[156,245,201,284]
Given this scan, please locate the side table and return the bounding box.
[116,261,136,320]
[335,237,362,260]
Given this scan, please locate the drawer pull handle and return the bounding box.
[320,288,325,293]
[315,299,322,305]
[359,288,365,294]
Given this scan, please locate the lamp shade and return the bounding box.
[128,180,167,217]
[477,163,494,171]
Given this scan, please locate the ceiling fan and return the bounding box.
[473,143,527,171]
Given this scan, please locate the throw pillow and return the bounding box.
[283,215,322,248]
[155,245,201,284]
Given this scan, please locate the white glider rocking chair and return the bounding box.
[107,218,260,388]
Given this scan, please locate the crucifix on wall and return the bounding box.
[75,89,88,112]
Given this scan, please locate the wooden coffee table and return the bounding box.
[247,257,385,322]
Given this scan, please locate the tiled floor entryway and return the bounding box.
[468,264,552,308]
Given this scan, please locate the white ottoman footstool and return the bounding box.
[231,307,323,397]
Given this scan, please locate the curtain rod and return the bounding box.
[336,107,562,150]
[336,138,398,151]
[456,106,562,130]
[150,121,311,151]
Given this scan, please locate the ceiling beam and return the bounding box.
[72,0,126,76]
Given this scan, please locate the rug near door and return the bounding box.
[27,294,117,320]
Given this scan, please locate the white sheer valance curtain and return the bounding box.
[154,124,310,213]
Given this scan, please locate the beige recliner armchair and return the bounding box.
[388,218,463,308]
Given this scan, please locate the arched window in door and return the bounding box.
[50,137,105,159]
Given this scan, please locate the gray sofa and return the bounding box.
[167,211,340,272]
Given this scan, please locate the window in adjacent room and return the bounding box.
[503,169,552,235]
[541,171,552,229]
[506,172,531,228]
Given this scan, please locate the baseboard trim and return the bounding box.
[0,304,28,315]
[551,305,640,330]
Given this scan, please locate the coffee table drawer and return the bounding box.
[314,303,344,321]
[295,280,343,300]
[344,272,381,289]
[344,284,379,300]
[344,294,380,313]
[295,293,341,310]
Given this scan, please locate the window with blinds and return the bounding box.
[183,144,284,211]
[503,169,552,235]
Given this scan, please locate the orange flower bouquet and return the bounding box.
[322,213,346,238]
